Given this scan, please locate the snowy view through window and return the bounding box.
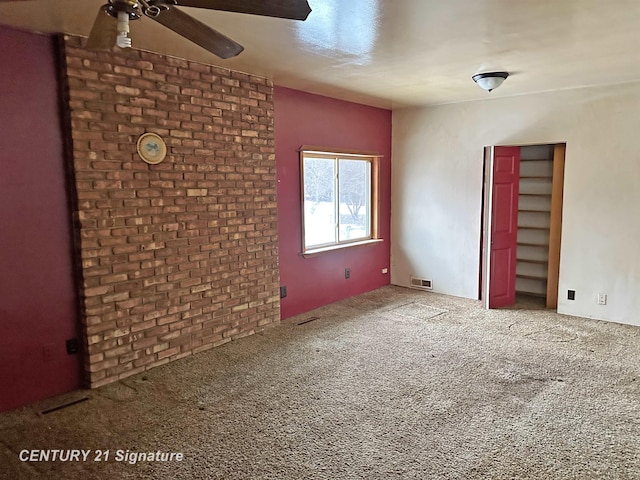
[303,156,371,249]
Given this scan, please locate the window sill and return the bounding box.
[301,238,384,258]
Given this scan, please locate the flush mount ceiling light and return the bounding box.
[472,72,509,92]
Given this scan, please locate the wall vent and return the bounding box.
[410,276,433,291]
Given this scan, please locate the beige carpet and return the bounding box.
[1,286,640,479]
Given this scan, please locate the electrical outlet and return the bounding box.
[345,268,350,279]
[597,293,607,305]
[65,338,79,355]
[280,286,287,298]
[568,290,575,300]
[382,268,388,274]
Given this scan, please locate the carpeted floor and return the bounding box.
[2,286,640,479]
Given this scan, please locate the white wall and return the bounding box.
[392,82,640,325]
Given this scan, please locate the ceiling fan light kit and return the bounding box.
[85,0,312,59]
[472,71,509,92]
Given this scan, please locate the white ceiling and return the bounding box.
[2,0,640,109]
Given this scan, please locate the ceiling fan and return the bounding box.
[85,0,312,59]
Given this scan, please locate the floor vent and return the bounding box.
[410,276,433,291]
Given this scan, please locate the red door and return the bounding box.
[0,28,81,411]
[488,146,520,308]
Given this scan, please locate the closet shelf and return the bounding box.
[517,242,549,247]
[516,273,548,281]
[515,290,546,298]
[517,258,547,265]
[518,225,550,231]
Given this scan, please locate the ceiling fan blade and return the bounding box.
[151,6,243,59]
[176,0,311,20]
[86,5,118,51]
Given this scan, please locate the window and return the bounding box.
[301,147,380,253]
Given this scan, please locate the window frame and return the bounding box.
[299,146,382,255]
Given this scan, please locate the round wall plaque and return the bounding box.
[136,133,167,165]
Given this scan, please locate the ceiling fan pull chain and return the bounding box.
[137,0,156,17]
[145,5,161,17]
[142,0,176,17]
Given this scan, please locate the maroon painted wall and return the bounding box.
[274,87,392,319]
[0,27,81,410]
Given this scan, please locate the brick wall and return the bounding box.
[60,35,280,388]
